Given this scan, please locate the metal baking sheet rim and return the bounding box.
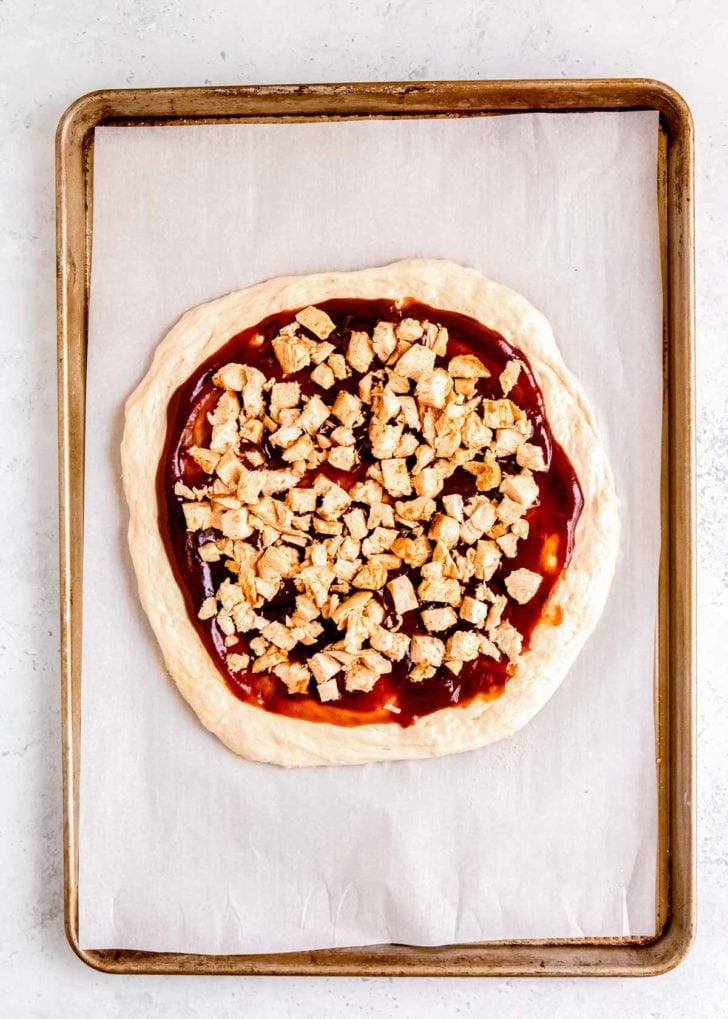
[55,78,695,977]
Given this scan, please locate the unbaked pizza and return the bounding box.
[122,260,619,766]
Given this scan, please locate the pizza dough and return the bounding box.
[122,259,619,766]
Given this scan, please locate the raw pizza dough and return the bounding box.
[122,259,619,766]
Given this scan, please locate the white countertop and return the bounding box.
[1,0,725,1015]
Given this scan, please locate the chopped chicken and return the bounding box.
[504,568,542,604]
[490,620,522,662]
[420,606,458,631]
[183,502,212,531]
[381,458,412,498]
[500,472,539,507]
[295,305,336,339]
[188,446,222,474]
[499,359,522,395]
[310,362,335,389]
[448,354,490,379]
[459,596,488,626]
[387,574,419,614]
[332,391,363,428]
[317,678,341,702]
[274,661,311,694]
[372,321,397,361]
[516,442,547,472]
[369,625,410,661]
[395,343,437,380]
[410,634,445,667]
[346,330,375,372]
[352,559,389,591]
[445,630,481,662]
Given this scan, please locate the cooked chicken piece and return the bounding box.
[453,378,477,397]
[395,343,437,380]
[486,594,507,630]
[448,354,490,379]
[409,664,437,682]
[319,482,352,520]
[261,621,297,651]
[329,590,373,627]
[496,495,527,526]
[182,501,212,531]
[212,362,247,390]
[310,362,336,389]
[295,305,336,339]
[367,503,395,529]
[219,508,254,539]
[343,663,379,693]
[499,359,522,396]
[459,596,488,627]
[500,471,539,507]
[296,394,328,434]
[199,543,221,563]
[481,399,520,429]
[381,458,412,498]
[270,381,301,420]
[511,518,529,540]
[428,513,460,549]
[310,341,336,364]
[490,620,522,662]
[441,493,464,521]
[346,330,375,372]
[331,391,363,429]
[516,442,547,472]
[198,596,217,620]
[209,418,239,452]
[394,497,437,523]
[393,432,418,459]
[282,434,315,463]
[309,651,342,683]
[287,487,317,514]
[369,625,410,661]
[395,317,424,341]
[445,630,480,662]
[492,428,525,458]
[227,653,251,672]
[412,466,444,500]
[316,678,341,702]
[273,661,311,694]
[269,423,303,450]
[386,574,419,614]
[504,568,542,604]
[472,539,502,580]
[327,354,348,381]
[272,335,312,375]
[343,507,368,541]
[239,418,265,444]
[372,321,397,362]
[188,446,221,474]
[362,527,399,556]
[417,574,462,607]
[413,368,451,410]
[390,535,432,568]
[461,413,493,450]
[420,606,458,632]
[369,421,403,459]
[410,634,445,667]
[352,559,389,591]
[478,635,501,660]
[327,446,357,471]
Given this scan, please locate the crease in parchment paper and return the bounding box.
[79,111,661,954]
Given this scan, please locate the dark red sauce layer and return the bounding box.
[158,298,582,727]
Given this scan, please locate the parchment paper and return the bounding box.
[79,112,662,952]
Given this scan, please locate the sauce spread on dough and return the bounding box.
[158,299,582,727]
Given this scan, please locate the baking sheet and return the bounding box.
[79,112,661,953]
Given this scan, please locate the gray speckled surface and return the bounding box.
[0,0,725,1014]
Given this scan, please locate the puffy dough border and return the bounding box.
[122,259,620,767]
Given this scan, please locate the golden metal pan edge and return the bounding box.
[56,78,695,977]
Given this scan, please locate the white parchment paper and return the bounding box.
[79,112,661,952]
